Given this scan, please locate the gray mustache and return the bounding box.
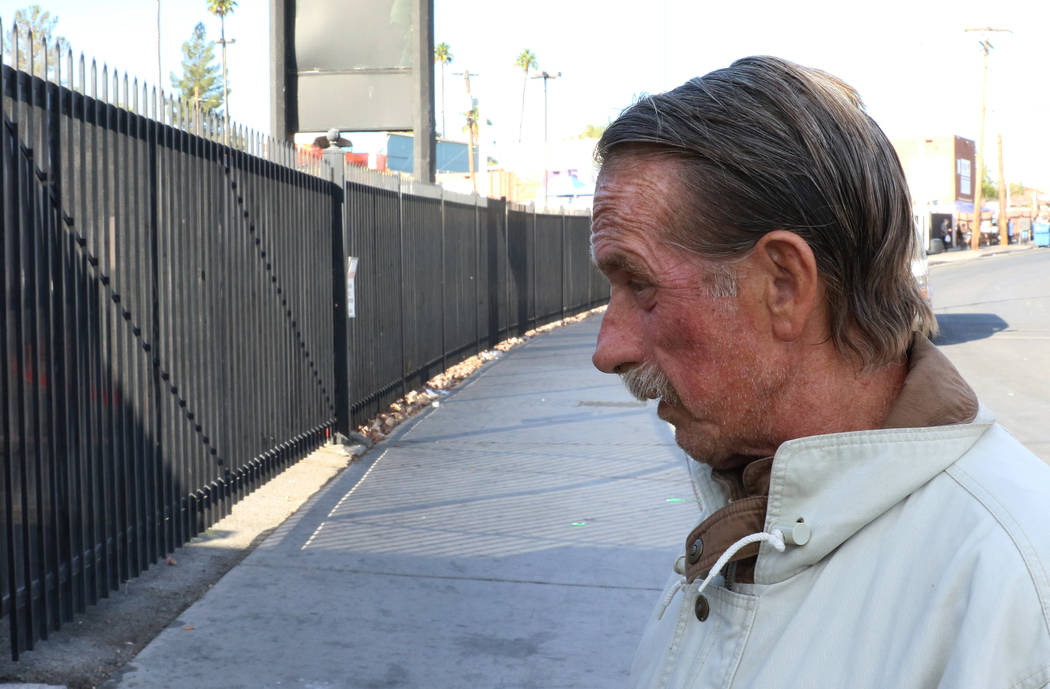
[619,362,680,406]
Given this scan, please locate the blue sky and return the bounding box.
[3,0,1049,188]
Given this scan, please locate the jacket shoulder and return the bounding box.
[944,424,1050,629]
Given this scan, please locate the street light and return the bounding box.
[531,70,560,209]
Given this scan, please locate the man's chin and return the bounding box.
[663,419,745,470]
[657,401,767,470]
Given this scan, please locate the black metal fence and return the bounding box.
[0,47,337,659]
[341,170,605,428]
[1,40,606,660]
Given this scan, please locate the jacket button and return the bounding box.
[687,537,704,565]
[694,594,710,622]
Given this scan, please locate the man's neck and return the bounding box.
[771,347,908,445]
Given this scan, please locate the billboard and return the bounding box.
[954,136,975,202]
[271,0,433,136]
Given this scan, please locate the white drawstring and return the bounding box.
[657,528,788,620]
[656,578,688,620]
[695,529,786,597]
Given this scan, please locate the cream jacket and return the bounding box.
[630,405,1050,689]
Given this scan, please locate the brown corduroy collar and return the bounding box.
[681,335,978,586]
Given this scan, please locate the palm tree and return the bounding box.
[207,0,237,138]
[514,49,537,143]
[434,42,452,136]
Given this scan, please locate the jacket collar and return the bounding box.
[882,334,980,429]
[754,408,993,584]
[686,335,990,585]
[753,336,989,583]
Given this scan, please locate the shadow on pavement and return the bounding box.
[934,313,1009,346]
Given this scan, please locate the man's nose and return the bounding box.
[592,305,642,374]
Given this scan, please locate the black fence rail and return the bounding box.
[340,168,605,429]
[1,35,607,660]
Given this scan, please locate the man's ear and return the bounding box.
[751,230,820,342]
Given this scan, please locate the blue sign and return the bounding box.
[387,133,478,174]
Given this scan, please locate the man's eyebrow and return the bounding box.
[595,252,650,277]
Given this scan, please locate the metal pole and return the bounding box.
[998,133,1008,246]
[323,146,349,437]
[412,0,435,183]
[453,70,481,192]
[543,76,548,208]
[270,0,290,140]
[217,34,235,143]
[531,71,560,210]
[964,28,1011,250]
[971,43,987,250]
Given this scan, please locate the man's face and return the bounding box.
[590,157,785,469]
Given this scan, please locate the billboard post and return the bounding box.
[270,0,292,139]
[413,0,436,183]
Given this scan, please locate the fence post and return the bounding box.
[474,196,481,355]
[485,198,503,348]
[398,179,408,398]
[530,209,537,330]
[323,147,350,439]
[440,188,447,372]
[561,212,567,320]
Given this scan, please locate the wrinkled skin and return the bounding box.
[590,158,788,469]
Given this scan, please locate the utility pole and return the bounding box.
[969,36,990,250]
[530,70,560,209]
[964,27,1011,250]
[217,33,236,143]
[998,133,1008,245]
[466,97,478,194]
[453,69,481,193]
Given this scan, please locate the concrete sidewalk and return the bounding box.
[927,241,1039,266]
[101,315,700,689]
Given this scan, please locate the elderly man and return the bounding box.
[591,56,1050,688]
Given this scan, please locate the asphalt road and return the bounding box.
[930,248,1050,463]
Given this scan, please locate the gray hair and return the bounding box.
[596,56,936,368]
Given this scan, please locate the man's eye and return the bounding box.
[628,280,652,295]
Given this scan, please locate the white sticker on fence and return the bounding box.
[347,257,359,318]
